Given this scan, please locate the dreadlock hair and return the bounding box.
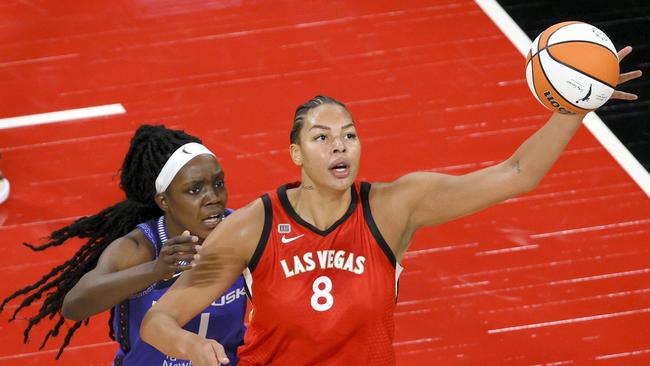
[290,95,348,145]
[0,124,201,359]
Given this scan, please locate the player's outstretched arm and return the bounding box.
[62,231,199,321]
[140,199,264,365]
[373,47,641,257]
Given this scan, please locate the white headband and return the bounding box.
[155,142,216,193]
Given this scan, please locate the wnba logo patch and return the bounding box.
[278,224,291,234]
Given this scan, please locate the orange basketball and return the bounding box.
[525,21,619,114]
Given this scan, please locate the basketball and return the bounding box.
[525,21,619,114]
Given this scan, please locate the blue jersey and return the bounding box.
[113,209,246,366]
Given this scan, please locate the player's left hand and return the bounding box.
[610,46,642,101]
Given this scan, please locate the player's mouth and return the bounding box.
[202,213,224,229]
[328,159,350,178]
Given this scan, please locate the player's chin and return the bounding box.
[193,225,214,241]
[325,171,357,190]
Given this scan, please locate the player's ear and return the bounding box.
[290,144,302,166]
[155,193,169,212]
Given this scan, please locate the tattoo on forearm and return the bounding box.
[515,161,521,174]
[303,185,314,190]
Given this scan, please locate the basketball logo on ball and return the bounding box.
[525,21,619,114]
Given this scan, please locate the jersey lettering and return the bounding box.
[211,287,247,306]
[280,249,366,278]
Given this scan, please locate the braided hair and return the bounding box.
[0,125,201,359]
[290,95,348,145]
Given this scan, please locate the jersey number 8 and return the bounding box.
[311,276,334,311]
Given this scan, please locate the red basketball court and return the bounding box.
[1,1,649,364]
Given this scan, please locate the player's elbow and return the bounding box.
[140,308,171,349]
[61,293,87,321]
[140,308,158,344]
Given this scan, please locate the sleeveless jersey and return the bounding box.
[237,182,403,365]
[113,209,247,366]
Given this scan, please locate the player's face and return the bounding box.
[294,104,361,191]
[160,155,228,240]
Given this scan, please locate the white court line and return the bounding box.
[474,0,650,198]
[488,307,650,334]
[0,103,126,130]
[596,348,650,360]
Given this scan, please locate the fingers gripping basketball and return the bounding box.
[526,21,619,114]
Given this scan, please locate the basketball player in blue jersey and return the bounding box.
[1,125,246,365]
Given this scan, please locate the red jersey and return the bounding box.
[237,182,403,365]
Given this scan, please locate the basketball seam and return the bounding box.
[537,49,591,112]
[546,46,617,89]
[549,39,618,58]
[527,59,544,106]
[526,40,617,69]
[539,21,581,51]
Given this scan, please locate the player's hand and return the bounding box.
[154,230,200,279]
[189,338,230,366]
[610,46,642,101]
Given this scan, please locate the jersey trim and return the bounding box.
[277,183,359,236]
[115,301,131,355]
[243,268,253,301]
[248,194,273,273]
[131,218,163,298]
[360,182,397,268]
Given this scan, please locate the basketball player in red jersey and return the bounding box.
[141,47,641,366]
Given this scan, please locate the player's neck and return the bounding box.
[164,214,182,238]
[288,182,352,231]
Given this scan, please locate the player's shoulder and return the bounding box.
[201,197,268,264]
[214,197,267,242]
[361,179,398,201]
[367,172,447,198]
[363,173,447,215]
[225,197,266,223]
[97,228,156,272]
[108,228,152,254]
